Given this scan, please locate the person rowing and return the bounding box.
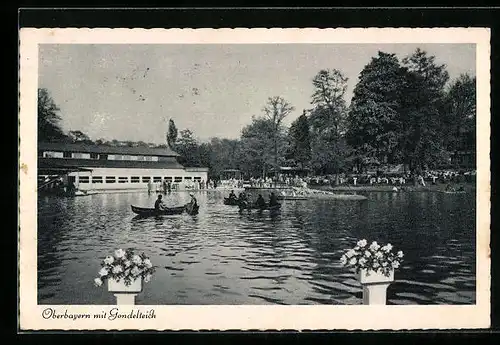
[154,194,167,211]
[228,189,237,201]
[255,194,266,209]
[269,192,279,207]
[185,192,198,214]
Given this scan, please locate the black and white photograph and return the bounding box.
[19,28,490,330]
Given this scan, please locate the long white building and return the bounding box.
[38,142,208,191]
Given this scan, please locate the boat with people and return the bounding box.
[131,205,187,217]
[223,197,240,206]
[238,203,282,212]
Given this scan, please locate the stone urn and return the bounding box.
[107,277,143,305]
[357,268,394,305]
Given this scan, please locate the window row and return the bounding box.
[41,151,159,161]
[78,176,202,184]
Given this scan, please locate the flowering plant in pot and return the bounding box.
[94,248,156,292]
[340,239,404,283]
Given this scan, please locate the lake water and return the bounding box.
[37,190,476,305]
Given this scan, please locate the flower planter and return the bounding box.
[107,277,143,293]
[357,269,394,285]
[356,269,394,305]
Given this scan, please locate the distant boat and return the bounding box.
[131,205,186,217]
[238,203,282,212]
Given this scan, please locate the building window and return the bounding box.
[153,176,162,182]
[92,176,103,183]
[63,152,72,158]
[73,153,83,159]
[194,177,201,181]
[79,176,90,183]
[105,176,116,183]
[99,154,108,160]
[164,177,173,181]
[131,176,140,183]
[142,176,151,183]
[184,177,192,180]
[90,153,99,159]
[118,177,128,183]
[174,176,182,182]
[145,156,153,161]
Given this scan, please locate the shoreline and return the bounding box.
[312,183,476,193]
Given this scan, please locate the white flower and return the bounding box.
[144,258,153,268]
[375,251,383,259]
[348,257,357,266]
[103,256,114,265]
[94,278,103,286]
[359,258,367,266]
[397,251,404,258]
[340,255,348,265]
[98,268,109,277]
[124,269,130,277]
[346,249,356,258]
[124,260,132,268]
[144,274,152,283]
[382,262,388,267]
[364,250,371,257]
[382,244,393,252]
[112,265,123,274]
[357,239,368,247]
[131,266,141,276]
[369,241,380,251]
[392,261,400,269]
[132,255,142,265]
[373,262,380,269]
[114,249,126,258]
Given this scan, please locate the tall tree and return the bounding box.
[262,96,295,176]
[443,73,476,159]
[239,116,277,177]
[346,52,407,171]
[167,119,178,150]
[400,48,450,171]
[287,110,311,169]
[68,130,92,143]
[38,88,67,142]
[309,69,349,177]
[175,129,199,166]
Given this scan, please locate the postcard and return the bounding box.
[19,27,490,330]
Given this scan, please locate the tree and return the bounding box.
[68,130,93,144]
[175,129,200,166]
[239,116,277,177]
[167,119,178,150]
[287,110,311,169]
[400,48,450,171]
[309,69,350,177]
[38,88,67,142]
[346,52,407,171]
[262,96,295,177]
[443,73,476,158]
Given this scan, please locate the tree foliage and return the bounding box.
[287,111,311,169]
[167,119,178,149]
[38,88,67,142]
[346,52,406,169]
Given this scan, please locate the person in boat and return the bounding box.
[154,194,166,210]
[187,192,198,208]
[269,192,279,207]
[445,183,455,192]
[255,194,266,209]
[228,190,237,201]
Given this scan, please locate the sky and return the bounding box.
[39,44,476,144]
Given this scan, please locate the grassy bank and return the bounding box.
[312,183,476,193]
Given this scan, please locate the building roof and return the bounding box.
[38,142,180,157]
[39,157,185,170]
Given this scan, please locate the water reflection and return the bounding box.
[38,190,476,305]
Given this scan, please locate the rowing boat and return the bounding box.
[224,197,240,206]
[238,203,282,212]
[131,205,186,217]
